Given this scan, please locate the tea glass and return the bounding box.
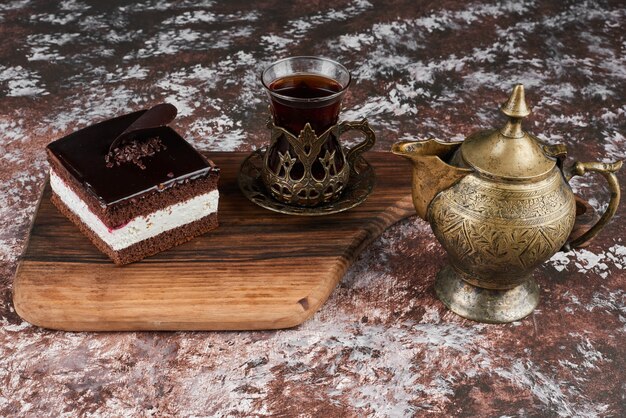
[260,56,375,207]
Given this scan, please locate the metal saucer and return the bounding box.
[238,149,375,216]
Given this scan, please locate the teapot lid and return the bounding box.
[460,84,557,180]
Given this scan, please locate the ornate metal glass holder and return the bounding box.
[239,119,376,215]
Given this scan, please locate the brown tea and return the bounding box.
[268,74,343,135]
[269,74,342,99]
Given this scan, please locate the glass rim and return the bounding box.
[261,56,352,104]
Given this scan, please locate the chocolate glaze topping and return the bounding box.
[47,109,218,206]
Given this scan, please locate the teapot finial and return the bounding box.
[501,84,530,118]
[500,84,530,138]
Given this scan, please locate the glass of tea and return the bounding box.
[260,56,375,207]
[262,56,351,136]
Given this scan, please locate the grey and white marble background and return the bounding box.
[1,0,625,416]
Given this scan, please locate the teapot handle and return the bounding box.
[563,160,623,250]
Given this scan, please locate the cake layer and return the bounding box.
[50,169,219,252]
[48,154,219,228]
[51,193,218,265]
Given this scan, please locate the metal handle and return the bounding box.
[564,160,623,249]
[336,120,376,174]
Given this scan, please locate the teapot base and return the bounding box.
[434,264,539,323]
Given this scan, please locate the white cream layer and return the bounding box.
[50,169,219,251]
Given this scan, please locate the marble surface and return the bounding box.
[1,0,625,416]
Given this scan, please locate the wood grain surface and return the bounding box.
[12,152,414,331]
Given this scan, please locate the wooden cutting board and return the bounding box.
[12,152,415,331]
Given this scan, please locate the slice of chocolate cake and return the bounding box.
[46,104,219,265]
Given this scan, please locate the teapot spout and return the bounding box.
[392,139,473,220]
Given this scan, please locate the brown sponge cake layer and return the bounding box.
[48,152,219,228]
[51,192,218,265]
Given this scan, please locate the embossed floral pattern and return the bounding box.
[429,173,576,287]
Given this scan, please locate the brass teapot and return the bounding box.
[392,85,622,323]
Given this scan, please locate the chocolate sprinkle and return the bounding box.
[105,136,167,170]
